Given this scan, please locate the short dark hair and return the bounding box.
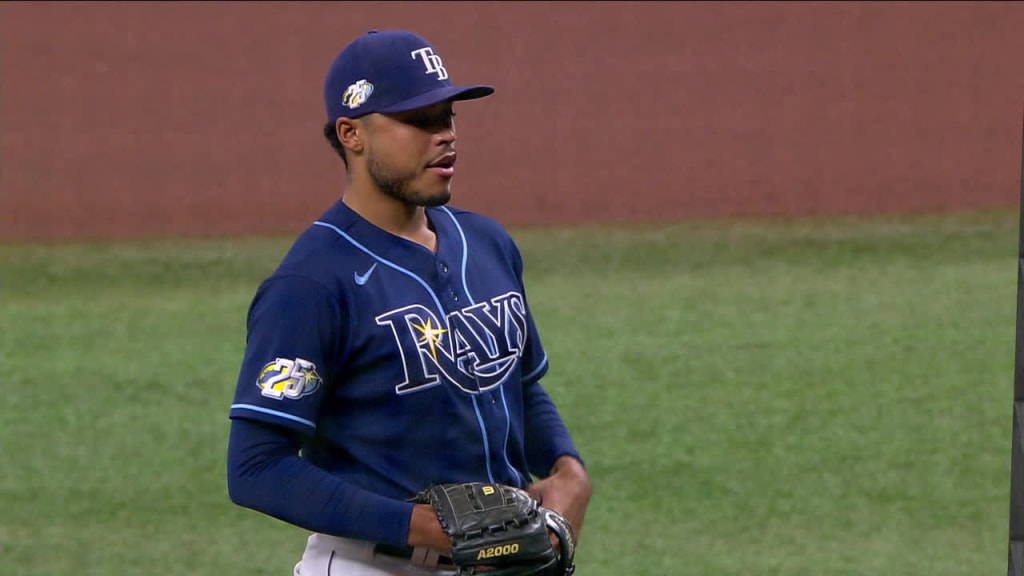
[323,121,348,168]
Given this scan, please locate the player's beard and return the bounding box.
[367,153,452,208]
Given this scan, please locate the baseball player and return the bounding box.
[226,29,592,575]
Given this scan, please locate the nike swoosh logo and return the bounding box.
[353,263,377,286]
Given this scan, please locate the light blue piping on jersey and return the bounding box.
[440,207,498,356]
[230,403,317,429]
[523,354,549,383]
[314,217,504,484]
[313,221,447,315]
[439,207,527,488]
[438,207,550,379]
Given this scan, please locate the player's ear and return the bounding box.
[335,117,364,155]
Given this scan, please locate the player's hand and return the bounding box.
[407,503,452,553]
[526,455,592,543]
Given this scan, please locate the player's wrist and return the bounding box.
[550,455,589,482]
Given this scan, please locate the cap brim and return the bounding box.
[374,84,495,114]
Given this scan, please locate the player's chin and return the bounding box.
[419,189,452,207]
[416,179,453,207]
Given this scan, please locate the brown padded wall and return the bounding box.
[1,2,1022,242]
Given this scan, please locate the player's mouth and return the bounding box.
[427,152,456,177]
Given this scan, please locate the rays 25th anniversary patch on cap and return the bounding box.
[324,29,495,122]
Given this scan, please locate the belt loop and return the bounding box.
[410,546,441,569]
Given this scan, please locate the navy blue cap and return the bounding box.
[324,30,495,122]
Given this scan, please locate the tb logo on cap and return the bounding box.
[411,47,448,80]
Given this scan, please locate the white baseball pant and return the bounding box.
[293,533,456,576]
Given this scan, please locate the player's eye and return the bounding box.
[404,111,455,131]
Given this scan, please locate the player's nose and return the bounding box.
[434,126,456,145]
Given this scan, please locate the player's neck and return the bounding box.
[342,190,437,253]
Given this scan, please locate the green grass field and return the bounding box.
[0,209,1017,575]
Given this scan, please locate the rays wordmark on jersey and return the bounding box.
[376,291,528,395]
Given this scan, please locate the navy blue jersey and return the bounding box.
[229,200,578,504]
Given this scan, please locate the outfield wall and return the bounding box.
[1,2,1023,243]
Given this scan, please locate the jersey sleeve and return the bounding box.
[229,274,344,435]
[522,382,584,478]
[506,235,549,384]
[227,418,415,546]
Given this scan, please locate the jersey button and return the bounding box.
[439,263,449,274]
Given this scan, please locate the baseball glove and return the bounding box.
[414,482,576,576]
